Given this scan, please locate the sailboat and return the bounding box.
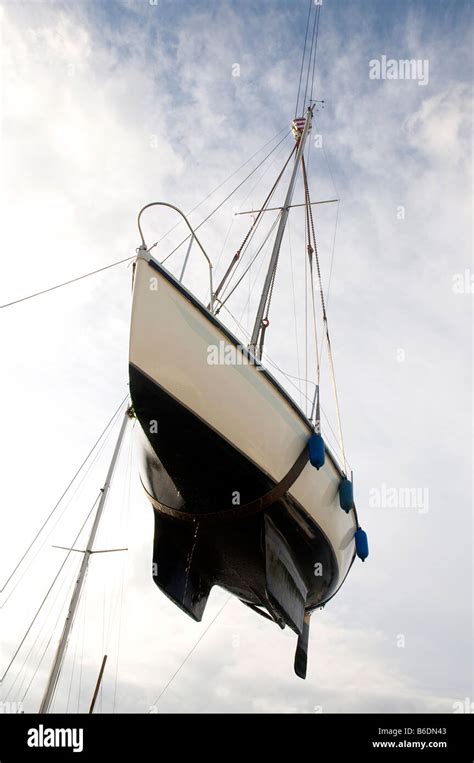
[128,6,368,679]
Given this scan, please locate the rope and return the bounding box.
[303,178,321,427]
[309,262,321,429]
[0,259,134,310]
[316,200,340,369]
[302,156,347,472]
[287,219,303,408]
[304,190,308,415]
[312,146,341,375]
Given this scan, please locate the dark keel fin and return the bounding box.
[294,611,311,679]
[264,515,308,634]
[152,512,212,621]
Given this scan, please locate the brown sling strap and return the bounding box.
[142,443,310,524]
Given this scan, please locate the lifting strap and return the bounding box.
[142,443,310,524]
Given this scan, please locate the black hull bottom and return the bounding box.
[129,363,338,677]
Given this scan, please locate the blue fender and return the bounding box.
[355,527,369,561]
[308,433,325,469]
[339,478,355,513]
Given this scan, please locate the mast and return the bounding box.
[249,105,313,358]
[39,408,130,714]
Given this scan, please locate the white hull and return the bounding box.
[129,254,357,594]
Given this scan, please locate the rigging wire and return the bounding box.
[304,118,319,411]
[1,1,353,712]
[212,128,300,278]
[257,247,279,359]
[65,578,85,714]
[304,193,308,415]
[214,215,237,274]
[148,595,231,711]
[0,405,124,609]
[325,201,340,311]
[316,200,340,371]
[213,144,297,303]
[221,127,295,270]
[287,218,303,408]
[302,156,347,472]
[1,550,80,705]
[0,128,289,311]
[308,252,321,425]
[77,576,88,713]
[235,224,277,334]
[304,137,342,415]
[19,557,82,709]
[294,0,313,118]
[3,402,131,710]
[234,132,291,208]
[158,131,291,264]
[321,142,341,310]
[230,143,296,262]
[0,493,100,684]
[303,154,321,426]
[309,4,322,104]
[97,421,133,713]
[264,356,349,470]
[0,395,128,595]
[216,212,283,310]
[0,259,134,311]
[150,125,289,254]
[111,428,133,714]
[302,5,319,110]
[295,1,321,117]
[73,422,133,715]
[218,301,351,471]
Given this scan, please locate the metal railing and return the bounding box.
[137,202,214,313]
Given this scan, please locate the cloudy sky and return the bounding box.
[0,0,472,714]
